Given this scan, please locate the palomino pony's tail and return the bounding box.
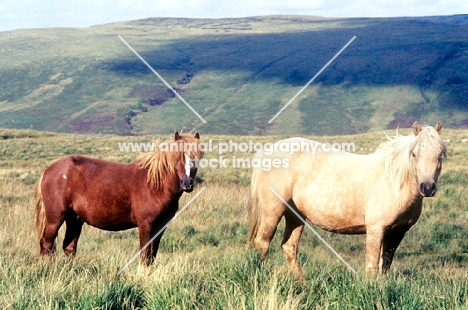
[35,173,46,254]
[248,166,261,245]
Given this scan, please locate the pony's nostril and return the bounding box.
[180,177,193,190]
[420,182,437,197]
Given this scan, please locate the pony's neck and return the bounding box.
[137,150,182,190]
[377,150,420,208]
[400,169,422,206]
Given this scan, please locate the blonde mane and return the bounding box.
[137,134,203,189]
[375,125,446,202]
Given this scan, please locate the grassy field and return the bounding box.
[1,15,468,136]
[0,128,467,309]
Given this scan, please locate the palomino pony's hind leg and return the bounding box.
[62,211,84,256]
[253,188,285,260]
[281,209,305,280]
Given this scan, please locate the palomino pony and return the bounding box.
[36,132,202,265]
[249,122,446,278]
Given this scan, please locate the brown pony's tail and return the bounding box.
[35,173,46,254]
[248,166,261,246]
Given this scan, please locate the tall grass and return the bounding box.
[0,128,467,309]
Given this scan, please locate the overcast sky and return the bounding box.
[1,0,467,32]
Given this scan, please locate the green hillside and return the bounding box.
[1,15,468,135]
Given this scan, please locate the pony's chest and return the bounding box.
[368,193,423,230]
[392,200,423,227]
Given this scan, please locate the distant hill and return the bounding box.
[0,15,467,136]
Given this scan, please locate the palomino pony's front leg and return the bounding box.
[381,226,408,273]
[365,227,385,275]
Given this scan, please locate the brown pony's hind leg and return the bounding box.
[281,210,305,281]
[40,215,65,256]
[381,227,408,273]
[62,212,84,256]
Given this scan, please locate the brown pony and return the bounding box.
[36,132,202,265]
[249,122,446,279]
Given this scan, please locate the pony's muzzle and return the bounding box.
[419,181,437,197]
[180,177,194,192]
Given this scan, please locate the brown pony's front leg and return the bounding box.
[138,216,174,265]
[138,222,159,266]
[365,227,384,275]
[138,202,179,266]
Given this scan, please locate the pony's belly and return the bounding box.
[301,206,366,234]
[294,195,366,235]
[91,222,137,231]
[319,224,366,235]
[77,213,136,231]
[74,205,135,231]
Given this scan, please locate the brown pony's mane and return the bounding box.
[137,133,203,189]
[375,124,446,202]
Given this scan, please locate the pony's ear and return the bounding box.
[194,132,200,139]
[412,121,421,136]
[435,121,442,134]
[174,132,180,140]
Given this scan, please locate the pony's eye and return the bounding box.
[411,152,416,157]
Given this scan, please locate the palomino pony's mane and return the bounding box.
[137,134,202,189]
[375,125,446,202]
